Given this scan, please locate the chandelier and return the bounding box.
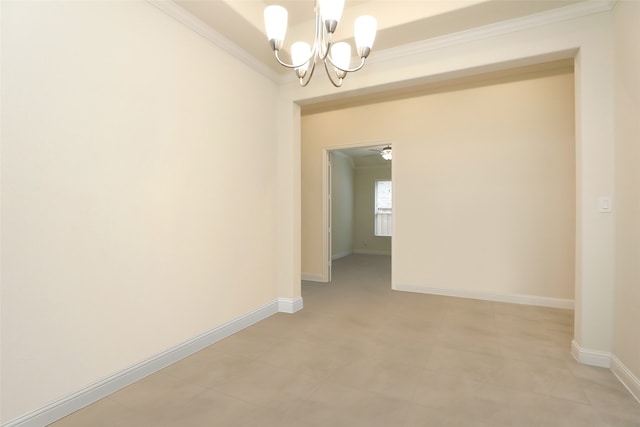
[263,0,377,87]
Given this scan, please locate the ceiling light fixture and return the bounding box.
[264,0,377,87]
[380,146,392,160]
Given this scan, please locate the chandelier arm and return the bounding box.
[323,59,344,88]
[271,1,322,70]
[274,49,315,70]
[318,26,332,61]
[298,57,318,87]
[325,54,367,73]
[315,8,332,62]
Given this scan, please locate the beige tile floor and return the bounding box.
[52,254,640,426]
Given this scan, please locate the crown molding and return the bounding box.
[147,0,285,84]
[370,0,616,65]
[148,0,615,86]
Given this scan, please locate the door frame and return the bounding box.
[322,141,393,282]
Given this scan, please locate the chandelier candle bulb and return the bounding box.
[331,42,351,77]
[318,0,345,33]
[291,42,311,77]
[264,5,287,50]
[354,15,377,58]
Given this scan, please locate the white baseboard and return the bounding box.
[278,297,304,314]
[2,300,280,427]
[571,341,640,404]
[353,250,392,256]
[331,251,352,260]
[611,354,640,404]
[301,272,326,282]
[571,339,612,368]
[394,284,575,309]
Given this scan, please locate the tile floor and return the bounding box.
[52,254,640,426]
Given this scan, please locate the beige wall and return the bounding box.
[1,1,280,422]
[613,0,640,390]
[353,165,392,255]
[395,70,575,301]
[300,131,325,279]
[302,68,575,302]
[291,10,616,356]
[287,8,617,361]
[330,152,354,259]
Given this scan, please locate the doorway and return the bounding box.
[326,143,393,281]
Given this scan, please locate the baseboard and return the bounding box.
[571,339,612,368]
[331,251,352,260]
[278,297,304,314]
[301,272,326,282]
[611,354,640,404]
[353,250,392,256]
[570,341,640,403]
[393,284,575,309]
[2,300,280,427]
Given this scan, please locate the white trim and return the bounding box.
[1,301,279,427]
[353,250,392,257]
[394,284,575,310]
[571,339,612,368]
[369,0,616,66]
[278,297,304,314]
[570,343,640,403]
[147,0,613,85]
[301,272,327,282]
[146,0,283,84]
[331,250,352,260]
[611,355,640,404]
[323,148,331,283]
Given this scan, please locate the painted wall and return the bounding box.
[1,1,280,422]
[353,165,392,255]
[291,9,616,359]
[613,0,640,389]
[302,68,575,302]
[330,152,354,260]
[394,71,575,302]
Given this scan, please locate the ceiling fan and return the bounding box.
[367,145,392,160]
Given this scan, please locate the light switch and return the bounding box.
[598,197,613,213]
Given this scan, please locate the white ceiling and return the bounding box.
[171,0,588,77]
[339,144,391,162]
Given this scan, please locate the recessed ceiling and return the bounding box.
[340,144,389,158]
[333,144,393,166]
[172,0,588,76]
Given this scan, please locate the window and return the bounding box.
[375,180,392,236]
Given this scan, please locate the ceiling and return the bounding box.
[172,0,587,77]
[338,144,391,163]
